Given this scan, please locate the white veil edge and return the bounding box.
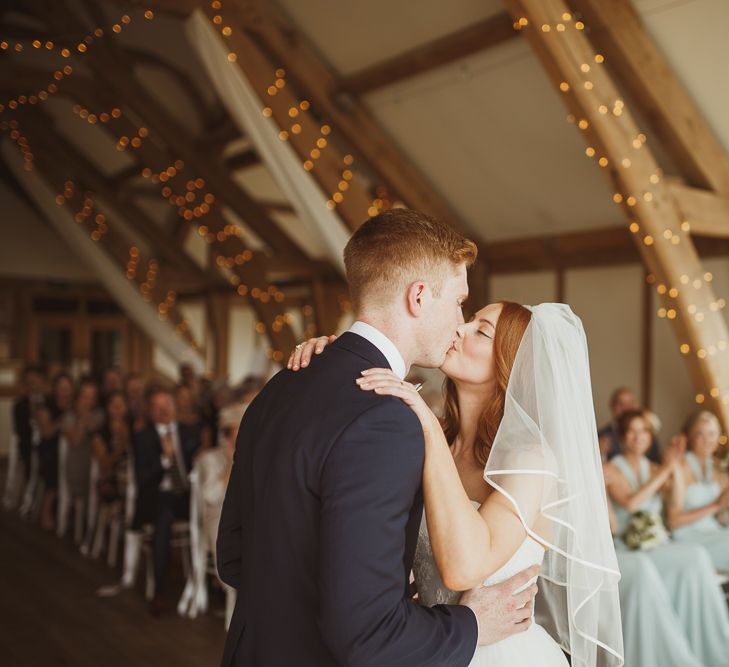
[484,304,624,667]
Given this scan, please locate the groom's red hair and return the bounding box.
[343,209,477,311]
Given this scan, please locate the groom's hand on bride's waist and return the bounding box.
[459,564,540,646]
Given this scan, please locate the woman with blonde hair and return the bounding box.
[606,409,729,666]
[668,410,729,571]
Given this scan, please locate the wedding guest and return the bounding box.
[63,378,102,510]
[606,408,729,666]
[100,366,123,406]
[175,384,200,426]
[235,375,266,405]
[203,382,231,448]
[37,372,74,529]
[133,387,200,615]
[603,477,704,667]
[175,384,211,453]
[123,372,147,433]
[12,364,47,490]
[668,410,729,571]
[196,402,241,570]
[178,362,199,395]
[92,391,131,511]
[194,401,242,625]
[598,387,660,461]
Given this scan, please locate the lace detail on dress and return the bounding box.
[413,502,545,608]
[413,511,461,606]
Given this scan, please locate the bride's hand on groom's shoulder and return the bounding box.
[356,369,437,430]
[287,335,337,371]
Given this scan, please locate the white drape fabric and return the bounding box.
[484,304,624,667]
[186,11,350,273]
[2,140,206,373]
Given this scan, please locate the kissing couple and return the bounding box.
[217,209,624,666]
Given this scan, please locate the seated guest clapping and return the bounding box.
[62,379,103,518]
[197,403,243,560]
[667,410,729,571]
[604,466,704,667]
[606,408,729,666]
[36,373,74,529]
[598,387,660,462]
[124,373,147,434]
[92,391,131,511]
[12,365,47,504]
[133,387,200,615]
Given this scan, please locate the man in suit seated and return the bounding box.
[12,365,47,511]
[132,386,200,615]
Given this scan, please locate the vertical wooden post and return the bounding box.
[501,0,729,431]
[206,291,231,379]
[641,273,653,409]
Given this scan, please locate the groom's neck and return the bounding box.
[354,309,414,370]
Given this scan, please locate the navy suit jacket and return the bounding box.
[217,332,477,667]
[132,422,200,524]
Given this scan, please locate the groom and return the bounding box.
[218,209,538,666]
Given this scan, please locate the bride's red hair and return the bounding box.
[441,301,532,466]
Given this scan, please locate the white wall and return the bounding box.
[487,260,729,439]
[651,256,729,439]
[566,265,645,429]
[490,271,556,305]
[228,304,270,383]
[0,183,94,282]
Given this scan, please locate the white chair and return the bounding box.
[178,469,208,618]
[2,433,22,510]
[80,459,100,556]
[141,520,191,601]
[56,435,71,537]
[119,454,140,577]
[177,459,236,626]
[56,435,88,544]
[19,424,41,518]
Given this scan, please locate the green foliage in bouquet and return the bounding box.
[622,510,669,551]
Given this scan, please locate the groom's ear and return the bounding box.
[405,281,427,317]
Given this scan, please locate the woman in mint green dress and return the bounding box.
[605,409,729,667]
[605,491,703,667]
[668,410,729,572]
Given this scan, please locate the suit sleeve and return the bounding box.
[318,399,478,667]
[132,433,163,490]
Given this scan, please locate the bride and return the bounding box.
[290,301,624,666]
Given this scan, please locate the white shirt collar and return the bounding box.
[155,422,177,437]
[347,321,407,380]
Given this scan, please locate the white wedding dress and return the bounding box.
[413,505,569,667]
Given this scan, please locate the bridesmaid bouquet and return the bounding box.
[623,511,669,550]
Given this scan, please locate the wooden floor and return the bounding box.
[0,505,226,666]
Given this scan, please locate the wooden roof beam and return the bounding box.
[33,0,307,261]
[235,0,479,237]
[338,12,518,96]
[482,225,729,274]
[501,0,729,432]
[570,0,729,194]
[10,137,206,353]
[21,106,210,283]
[225,147,260,172]
[669,182,729,239]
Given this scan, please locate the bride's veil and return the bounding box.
[483,303,624,666]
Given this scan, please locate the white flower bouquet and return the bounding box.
[622,510,669,550]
